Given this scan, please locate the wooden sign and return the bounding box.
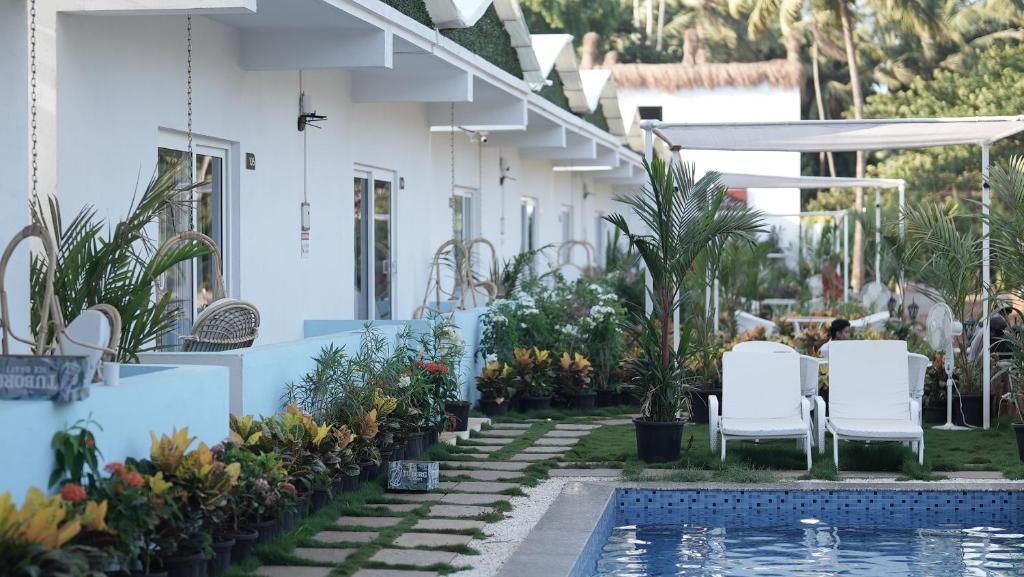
[0,356,90,402]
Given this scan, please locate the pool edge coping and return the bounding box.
[495,480,1024,577]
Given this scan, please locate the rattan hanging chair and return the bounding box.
[414,237,498,319]
[155,231,260,352]
[1,225,120,384]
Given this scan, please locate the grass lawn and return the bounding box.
[565,420,1024,481]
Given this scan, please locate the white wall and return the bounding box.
[0,0,30,351]
[617,84,802,259]
[49,12,619,344]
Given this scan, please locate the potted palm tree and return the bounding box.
[605,158,762,463]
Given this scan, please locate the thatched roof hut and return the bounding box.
[579,30,804,92]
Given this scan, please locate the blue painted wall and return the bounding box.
[0,364,230,503]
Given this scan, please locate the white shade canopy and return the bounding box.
[718,173,904,190]
[652,116,1024,152]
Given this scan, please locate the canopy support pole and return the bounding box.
[874,188,881,283]
[670,145,683,350]
[843,212,850,302]
[643,124,654,317]
[982,142,991,429]
[898,181,906,305]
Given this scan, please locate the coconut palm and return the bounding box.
[605,158,764,423]
[731,0,947,293]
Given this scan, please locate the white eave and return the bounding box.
[530,34,610,116]
[423,0,492,29]
[491,0,544,89]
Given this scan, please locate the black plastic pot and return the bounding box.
[688,389,720,424]
[479,398,509,417]
[279,507,296,532]
[342,473,360,492]
[225,528,258,564]
[1014,423,1024,462]
[296,496,310,518]
[162,552,208,577]
[421,425,439,447]
[570,392,597,410]
[359,461,373,483]
[311,488,330,511]
[405,432,425,459]
[243,518,278,545]
[954,394,987,427]
[923,404,947,424]
[519,396,552,412]
[634,418,685,463]
[595,390,620,407]
[207,538,235,576]
[331,476,345,497]
[445,400,471,431]
[392,442,406,461]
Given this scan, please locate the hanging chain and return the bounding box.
[29,0,38,199]
[454,100,458,197]
[185,14,195,231]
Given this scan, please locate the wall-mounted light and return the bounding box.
[298,92,327,131]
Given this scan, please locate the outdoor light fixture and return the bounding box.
[888,296,898,318]
[908,299,920,319]
[298,92,326,131]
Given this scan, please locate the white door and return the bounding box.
[354,168,395,320]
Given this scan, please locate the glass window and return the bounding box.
[354,174,369,319]
[595,212,607,266]
[452,189,475,244]
[560,205,573,244]
[354,169,393,320]
[157,146,226,347]
[520,197,536,253]
[373,178,392,320]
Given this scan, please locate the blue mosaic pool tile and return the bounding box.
[615,488,1024,528]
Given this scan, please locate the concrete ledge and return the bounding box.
[494,481,615,577]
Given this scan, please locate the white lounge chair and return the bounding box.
[709,351,814,470]
[908,352,929,425]
[849,311,890,331]
[826,340,924,468]
[733,341,826,452]
[735,311,778,336]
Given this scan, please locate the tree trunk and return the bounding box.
[645,0,654,43]
[811,41,836,177]
[656,0,666,51]
[839,1,866,293]
[633,0,641,28]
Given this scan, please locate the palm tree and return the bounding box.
[604,158,764,424]
[731,0,946,292]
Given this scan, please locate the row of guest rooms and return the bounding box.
[0,1,645,346]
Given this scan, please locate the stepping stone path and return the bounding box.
[268,414,628,576]
[314,530,379,544]
[354,571,439,577]
[293,547,357,563]
[442,469,521,481]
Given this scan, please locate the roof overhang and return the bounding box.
[422,0,491,29]
[530,33,609,115]
[717,173,905,190]
[649,116,1024,152]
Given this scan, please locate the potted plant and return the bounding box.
[512,347,555,412]
[556,352,596,409]
[605,158,763,463]
[1000,330,1024,460]
[476,360,514,416]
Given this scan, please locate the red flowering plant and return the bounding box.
[408,315,465,429]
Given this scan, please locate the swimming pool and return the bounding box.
[573,488,1024,577]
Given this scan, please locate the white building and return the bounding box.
[598,40,805,258]
[2,0,645,345]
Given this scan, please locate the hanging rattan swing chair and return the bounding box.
[155,231,260,352]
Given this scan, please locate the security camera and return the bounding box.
[479,132,489,144]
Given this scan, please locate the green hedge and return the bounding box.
[442,6,524,78]
[379,0,433,27]
[539,74,571,110]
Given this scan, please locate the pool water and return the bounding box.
[578,489,1024,577]
[594,523,1024,576]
